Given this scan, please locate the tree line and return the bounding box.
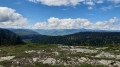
[0,28,24,46]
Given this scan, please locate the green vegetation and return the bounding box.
[21,32,120,46]
[0,61,11,66]
[4,28,120,47]
[76,64,109,67]
[0,44,119,67]
[0,28,120,67]
[0,62,107,67]
[0,44,57,57]
[9,29,39,36]
[0,28,24,46]
[23,63,108,67]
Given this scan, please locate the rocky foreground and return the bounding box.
[0,45,120,67]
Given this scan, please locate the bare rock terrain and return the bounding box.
[0,45,120,67]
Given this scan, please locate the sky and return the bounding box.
[0,0,120,30]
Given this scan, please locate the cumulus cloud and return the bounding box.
[108,0,120,4]
[28,0,83,6]
[92,17,118,30]
[101,5,113,10]
[101,5,120,10]
[0,7,119,30]
[32,17,119,30]
[0,7,28,28]
[28,0,104,6]
[96,0,103,4]
[0,7,118,30]
[88,7,93,10]
[28,0,120,10]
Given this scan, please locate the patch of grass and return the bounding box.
[68,53,98,58]
[77,63,109,67]
[0,60,11,66]
[0,44,58,56]
[14,53,35,58]
[94,57,120,62]
[26,63,109,67]
[0,44,119,67]
[24,63,65,67]
[68,53,87,58]
[103,47,120,55]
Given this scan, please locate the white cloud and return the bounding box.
[28,0,82,6]
[88,7,93,10]
[28,0,120,10]
[0,7,28,29]
[84,1,94,6]
[0,7,118,30]
[32,17,119,30]
[97,0,103,4]
[101,5,113,10]
[28,0,104,8]
[32,17,91,29]
[108,0,120,4]
[101,5,120,10]
[32,22,47,29]
[93,17,118,30]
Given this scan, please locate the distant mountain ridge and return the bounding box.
[6,28,120,46]
[7,28,120,36]
[8,29,40,36]
[33,29,108,36]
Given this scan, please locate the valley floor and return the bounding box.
[0,44,120,67]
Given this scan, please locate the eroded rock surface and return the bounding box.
[0,56,15,62]
[95,52,115,58]
[1,46,120,67]
[70,48,98,53]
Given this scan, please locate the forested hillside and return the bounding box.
[32,29,109,36]
[8,29,39,36]
[0,28,24,46]
[6,28,120,46]
[8,28,109,36]
[23,32,120,46]
[33,29,94,36]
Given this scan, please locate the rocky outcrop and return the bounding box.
[1,46,120,67]
[0,56,15,62]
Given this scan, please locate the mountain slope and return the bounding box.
[30,32,120,46]
[0,28,24,46]
[33,29,108,36]
[8,29,40,36]
[8,28,119,36]
[6,28,120,46]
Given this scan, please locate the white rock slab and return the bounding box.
[70,48,98,53]
[0,56,15,62]
[25,50,36,53]
[95,52,115,58]
[96,47,108,50]
[43,58,56,65]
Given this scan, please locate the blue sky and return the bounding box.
[0,0,120,30]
